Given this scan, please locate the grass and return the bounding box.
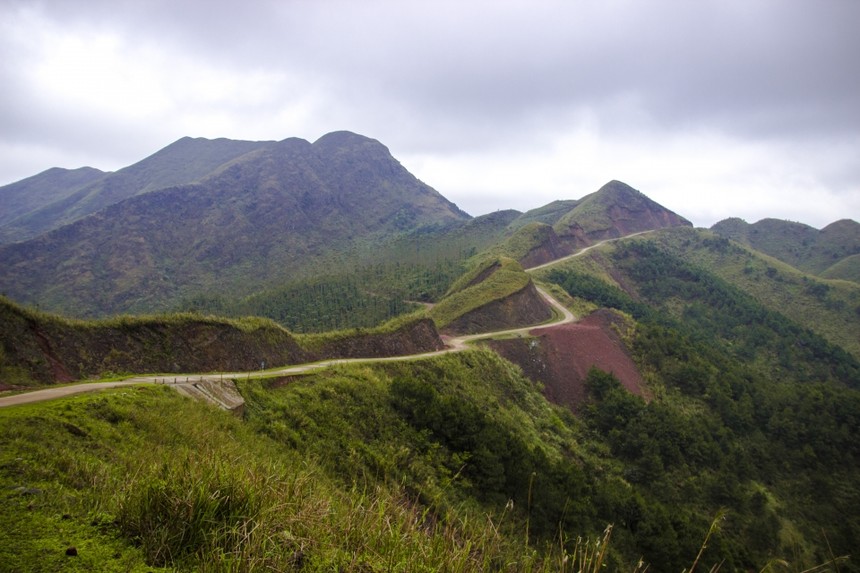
[481,222,559,262]
[0,380,600,572]
[431,257,532,329]
[647,227,860,358]
[2,348,848,571]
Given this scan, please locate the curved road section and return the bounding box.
[0,231,648,408]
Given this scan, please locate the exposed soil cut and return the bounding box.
[488,309,646,413]
[442,281,553,336]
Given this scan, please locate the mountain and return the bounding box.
[486,180,692,267]
[4,227,860,571]
[0,137,273,243]
[0,166,106,236]
[711,217,860,280]
[0,132,469,317]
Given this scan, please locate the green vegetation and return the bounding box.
[646,226,860,357]
[480,222,558,262]
[543,238,860,570]
[0,356,712,572]
[711,217,860,278]
[240,350,753,572]
[430,257,531,328]
[181,273,424,333]
[0,385,538,571]
[3,306,858,571]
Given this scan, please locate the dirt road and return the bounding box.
[0,231,646,408]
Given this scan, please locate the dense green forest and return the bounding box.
[179,260,463,332]
[542,239,860,569]
[175,215,515,332]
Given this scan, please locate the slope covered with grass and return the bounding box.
[0,383,563,571]
[645,227,860,358]
[431,258,530,324]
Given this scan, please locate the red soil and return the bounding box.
[488,309,646,412]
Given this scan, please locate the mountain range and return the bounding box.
[0,132,692,318]
[0,132,469,315]
[1,131,860,572]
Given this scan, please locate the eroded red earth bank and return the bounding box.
[489,309,646,412]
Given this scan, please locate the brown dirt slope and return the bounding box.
[442,281,553,336]
[0,297,443,387]
[488,309,646,412]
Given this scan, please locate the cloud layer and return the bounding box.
[2,0,858,227]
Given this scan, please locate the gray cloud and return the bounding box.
[1,0,858,227]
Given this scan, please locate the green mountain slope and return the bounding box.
[0,382,562,571]
[643,226,860,358]
[0,137,273,243]
[0,132,470,317]
[711,216,860,279]
[4,333,858,571]
[0,166,105,236]
[533,234,860,568]
[177,210,518,333]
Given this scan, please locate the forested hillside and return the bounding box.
[534,236,860,569]
[711,217,860,281]
[0,132,469,317]
[643,226,860,358]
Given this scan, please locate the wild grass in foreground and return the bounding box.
[0,385,617,572]
[1,378,850,571]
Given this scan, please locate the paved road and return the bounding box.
[0,231,648,408]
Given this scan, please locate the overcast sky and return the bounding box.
[1,0,858,228]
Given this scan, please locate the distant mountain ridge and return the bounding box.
[0,132,468,316]
[0,137,275,243]
[711,217,860,281]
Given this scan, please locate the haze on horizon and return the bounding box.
[1,0,858,229]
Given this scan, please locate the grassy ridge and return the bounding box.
[646,227,860,358]
[430,257,532,328]
[0,363,609,572]
[0,295,440,387]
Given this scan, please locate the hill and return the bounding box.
[641,226,860,358]
[0,132,470,317]
[0,295,442,388]
[0,166,106,238]
[0,137,273,243]
[429,256,553,334]
[711,216,860,280]
[487,180,691,268]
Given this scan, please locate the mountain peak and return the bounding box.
[313,131,387,153]
[555,180,691,239]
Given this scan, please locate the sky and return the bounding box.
[1,0,858,229]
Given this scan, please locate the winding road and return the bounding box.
[0,232,647,408]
